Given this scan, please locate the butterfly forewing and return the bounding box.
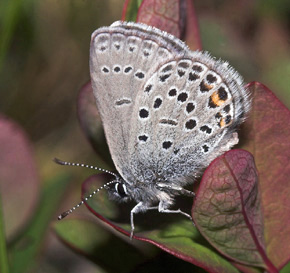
[90,21,190,180]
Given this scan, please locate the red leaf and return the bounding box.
[122,0,202,49]
[239,82,290,270]
[0,115,39,239]
[184,0,202,50]
[192,150,272,269]
[136,0,185,38]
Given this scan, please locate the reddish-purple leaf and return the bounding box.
[239,82,290,270]
[184,0,202,50]
[123,0,202,47]
[122,0,202,49]
[77,81,113,166]
[231,263,263,273]
[0,115,39,239]
[136,0,186,38]
[192,150,274,270]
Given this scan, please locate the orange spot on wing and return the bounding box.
[219,118,226,128]
[205,83,213,90]
[211,91,225,107]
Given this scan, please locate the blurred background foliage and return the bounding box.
[0,0,289,272]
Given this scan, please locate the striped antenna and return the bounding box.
[53,158,117,178]
[58,180,117,220]
[53,158,118,220]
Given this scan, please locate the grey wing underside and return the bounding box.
[127,52,250,186]
[89,21,189,181]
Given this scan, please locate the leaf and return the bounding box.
[9,174,70,273]
[184,0,202,50]
[136,0,185,38]
[281,262,290,273]
[121,0,143,22]
[122,0,202,50]
[77,81,113,166]
[192,150,268,268]
[82,175,240,273]
[239,82,290,270]
[54,218,152,273]
[231,263,263,273]
[0,115,39,239]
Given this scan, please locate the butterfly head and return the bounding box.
[107,178,131,202]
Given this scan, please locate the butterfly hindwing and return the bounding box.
[127,52,250,185]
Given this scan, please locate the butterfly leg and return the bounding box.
[158,201,193,221]
[157,183,195,197]
[130,202,158,239]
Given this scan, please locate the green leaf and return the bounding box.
[280,261,290,273]
[121,0,143,22]
[54,218,153,273]
[9,174,70,273]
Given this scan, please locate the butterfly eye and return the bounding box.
[115,183,128,197]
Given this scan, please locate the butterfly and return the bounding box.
[57,21,251,238]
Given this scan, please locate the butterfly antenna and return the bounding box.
[57,180,117,220]
[53,157,117,178]
[53,158,118,220]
